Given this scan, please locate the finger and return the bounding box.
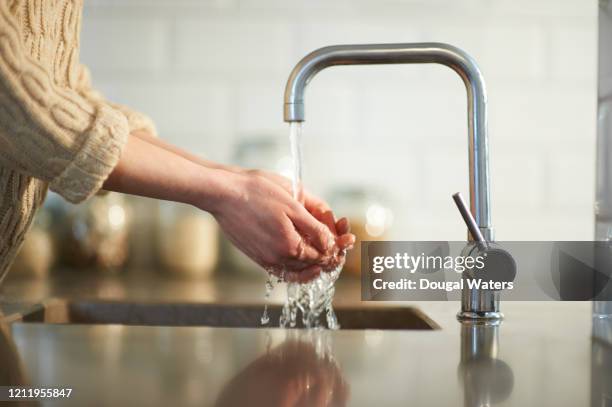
[317,210,337,235]
[272,174,294,198]
[321,249,347,272]
[303,191,331,213]
[293,237,324,263]
[291,207,334,254]
[335,217,350,235]
[337,233,356,250]
[279,241,323,270]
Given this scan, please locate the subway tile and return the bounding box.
[80,17,170,74]
[400,211,468,241]
[297,21,421,52]
[425,21,546,81]
[351,0,595,19]
[490,153,546,209]
[96,80,233,141]
[400,208,594,241]
[304,79,361,146]
[175,132,236,163]
[239,0,353,13]
[175,19,295,75]
[547,150,595,209]
[85,0,237,11]
[235,77,359,142]
[480,24,547,80]
[493,211,594,240]
[301,146,424,209]
[423,24,485,65]
[421,148,470,209]
[236,80,287,135]
[360,81,466,150]
[480,0,596,19]
[549,24,597,82]
[424,22,547,81]
[488,84,596,143]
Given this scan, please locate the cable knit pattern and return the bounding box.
[0,0,151,281]
[75,64,158,136]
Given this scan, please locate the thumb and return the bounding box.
[290,205,334,254]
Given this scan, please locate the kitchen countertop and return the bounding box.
[0,270,610,406]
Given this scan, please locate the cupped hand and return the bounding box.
[207,171,352,282]
[243,170,356,282]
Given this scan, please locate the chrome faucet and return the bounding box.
[283,42,500,321]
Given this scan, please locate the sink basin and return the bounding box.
[19,300,438,330]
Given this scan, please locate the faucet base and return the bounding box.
[457,310,504,322]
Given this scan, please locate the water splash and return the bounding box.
[280,267,341,329]
[283,122,341,329]
[259,122,342,329]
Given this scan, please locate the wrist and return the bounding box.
[191,167,245,215]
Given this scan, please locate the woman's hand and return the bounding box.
[204,170,351,283]
[244,169,355,273]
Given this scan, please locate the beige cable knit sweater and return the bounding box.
[0,0,157,281]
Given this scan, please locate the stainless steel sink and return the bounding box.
[19,300,439,330]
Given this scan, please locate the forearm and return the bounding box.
[130,130,244,173]
[102,134,239,213]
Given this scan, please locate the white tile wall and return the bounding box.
[80,17,170,74]
[81,0,598,241]
[549,23,598,82]
[175,19,296,76]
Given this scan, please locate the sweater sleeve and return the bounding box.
[0,3,129,204]
[75,64,158,137]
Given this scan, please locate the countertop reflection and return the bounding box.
[0,271,605,406]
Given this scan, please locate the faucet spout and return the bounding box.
[284,42,498,321]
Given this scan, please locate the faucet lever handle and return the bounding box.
[452,192,487,244]
[453,192,517,291]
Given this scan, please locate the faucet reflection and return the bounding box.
[458,322,514,407]
[215,337,349,407]
[591,317,612,407]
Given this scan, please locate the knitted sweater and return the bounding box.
[0,0,156,281]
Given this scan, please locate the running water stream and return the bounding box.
[261,122,341,329]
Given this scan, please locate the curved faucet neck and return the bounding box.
[283,42,492,236]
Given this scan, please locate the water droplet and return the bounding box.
[261,306,270,325]
[260,275,275,326]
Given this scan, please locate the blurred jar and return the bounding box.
[157,201,218,279]
[329,186,393,277]
[59,192,131,271]
[11,201,55,279]
[221,135,292,277]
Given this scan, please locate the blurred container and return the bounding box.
[126,195,160,269]
[221,135,292,277]
[58,192,131,271]
[158,201,218,279]
[11,202,55,279]
[329,186,393,276]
